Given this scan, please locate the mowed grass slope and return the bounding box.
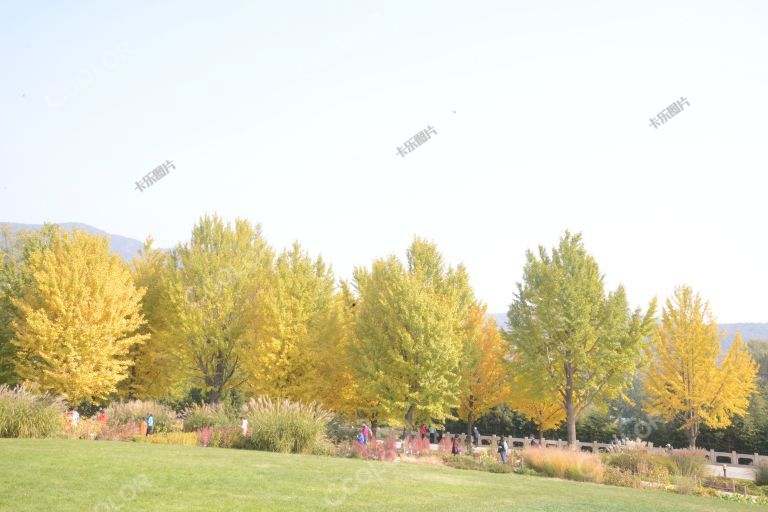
[0,439,748,512]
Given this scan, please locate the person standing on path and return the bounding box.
[451,435,462,456]
[420,423,427,440]
[146,413,154,436]
[361,424,372,444]
[472,426,480,446]
[498,437,508,464]
[97,408,108,427]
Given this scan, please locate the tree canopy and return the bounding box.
[507,231,656,446]
[644,286,758,447]
[12,229,147,402]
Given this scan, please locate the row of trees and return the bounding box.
[0,218,758,448]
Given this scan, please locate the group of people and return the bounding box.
[138,413,155,436]
[351,423,676,466]
[355,423,373,446]
[353,423,513,465]
[65,408,109,431]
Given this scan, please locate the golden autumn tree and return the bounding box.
[507,358,566,440]
[644,286,758,448]
[120,237,181,399]
[12,229,147,402]
[0,223,60,385]
[243,242,335,401]
[300,281,367,418]
[458,303,510,444]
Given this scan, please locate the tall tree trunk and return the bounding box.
[687,409,698,448]
[565,368,577,449]
[566,405,577,449]
[405,404,416,428]
[688,423,698,449]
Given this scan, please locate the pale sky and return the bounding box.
[1,1,766,322]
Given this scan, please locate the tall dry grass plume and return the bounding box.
[241,396,333,454]
[523,448,605,483]
[0,385,66,438]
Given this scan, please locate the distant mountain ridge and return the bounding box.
[1,222,144,262]
[490,313,768,351]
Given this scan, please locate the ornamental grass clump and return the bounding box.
[522,448,604,483]
[603,466,642,488]
[241,396,332,454]
[208,426,243,448]
[0,385,66,438]
[443,452,514,474]
[668,448,708,478]
[105,400,176,431]
[182,403,236,431]
[604,449,670,485]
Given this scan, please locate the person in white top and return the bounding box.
[241,417,248,436]
[71,408,80,428]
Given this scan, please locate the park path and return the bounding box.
[707,465,754,481]
[400,440,757,481]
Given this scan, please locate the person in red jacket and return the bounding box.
[420,423,427,440]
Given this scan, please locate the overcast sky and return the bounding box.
[1,1,766,322]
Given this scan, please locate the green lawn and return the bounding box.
[0,439,751,511]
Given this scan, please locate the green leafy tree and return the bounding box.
[164,215,272,403]
[352,238,474,428]
[507,231,656,447]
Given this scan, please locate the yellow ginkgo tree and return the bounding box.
[507,359,567,441]
[12,229,148,402]
[121,237,181,400]
[243,241,335,402]
[458,303,511,443]
[644,286,758,448]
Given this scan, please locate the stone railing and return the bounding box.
[378,428,616,452]
[705,450,765,468]
[375,428,763,468]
